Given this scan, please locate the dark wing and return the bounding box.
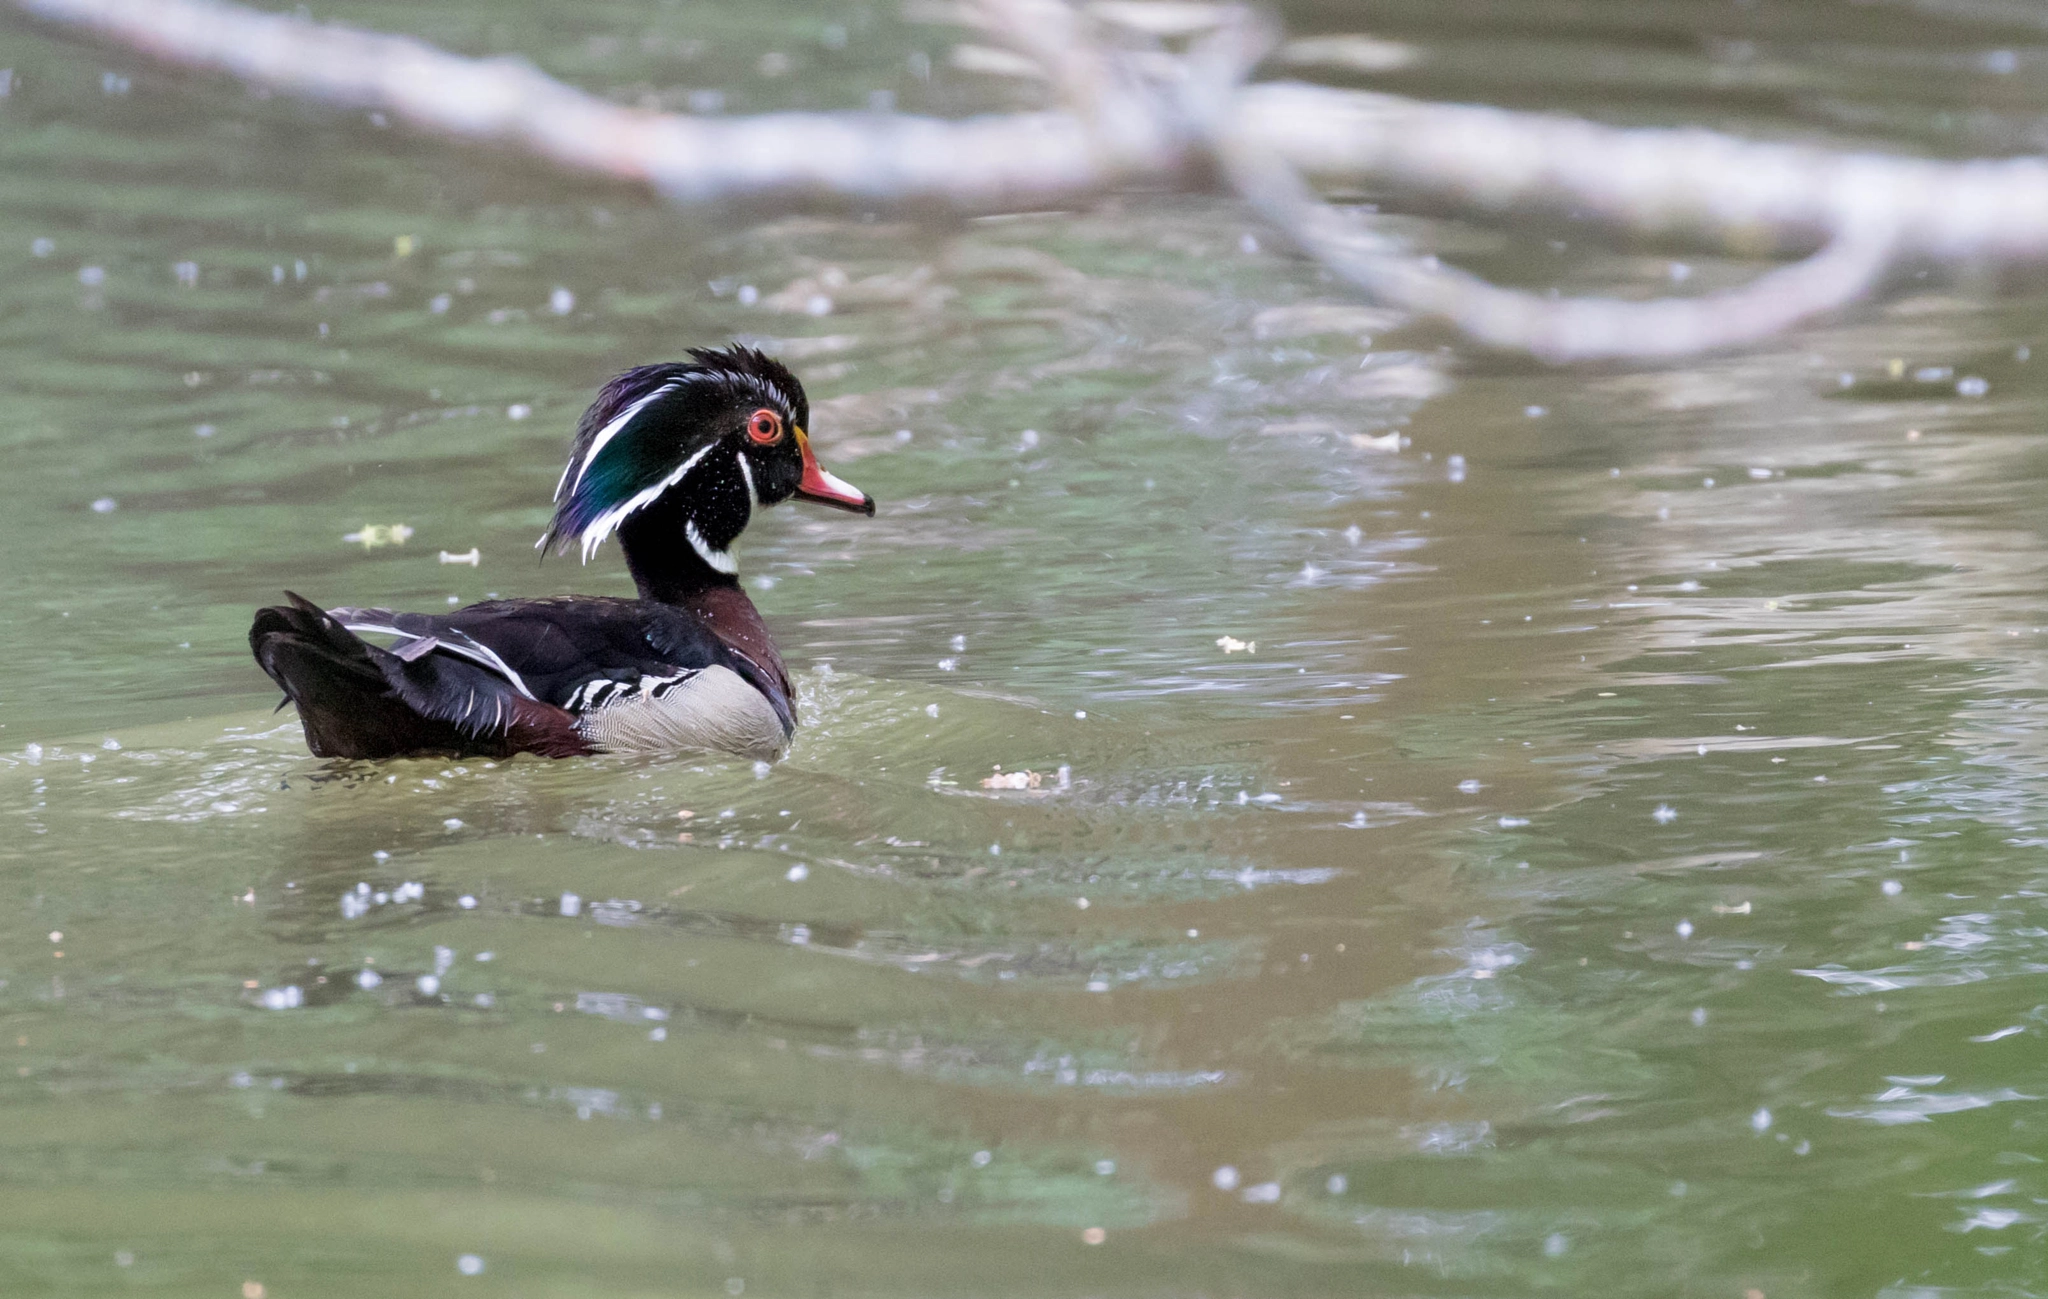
[252,593,587,759]
[328,597,740,712]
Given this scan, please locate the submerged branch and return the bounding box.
[19,0,2048,360]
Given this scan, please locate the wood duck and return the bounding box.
[249,345,874,761]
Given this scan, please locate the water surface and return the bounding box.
[4,1,2048,1294]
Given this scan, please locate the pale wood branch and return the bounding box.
[20,0,2048,360]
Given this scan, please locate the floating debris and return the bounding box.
[981,768,1042,790]
[1216,635,1255,653]
[343,523,414,549]
[438,548,480,566]
[1347,430,1403,452]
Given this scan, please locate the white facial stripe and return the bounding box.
[577,440,718,563]
[685,518,737,574]
[735,450,757,503]
[568,380,684,498]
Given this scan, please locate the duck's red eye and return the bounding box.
[746,408,784,445]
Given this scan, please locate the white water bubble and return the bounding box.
[31,237,54,257]
[1653,804,1678,824]
[753,760,772,779]
[736,284,758,306]
[1751,1107,1773,1133]
[560,892,581,917]
[1882,879,1903,896]
[972,1150,993,1167]
[1691,1007,1707,1027]
[443,818,463,831]
[1457,779,1483,794]
[1094,1159,1116,1176]
[260,985,303,1010]
[457,1254,484,1276]
[1326,1173,1347,1195]
[1242,1182,1281,1204]
[416,974,440,996]
[1675,919,1694,939]
[458,894,477,909]
[1544,1233,1569,1257]
[925,703,940,717]
[1957,375,1989,397]
[786,864,809,882]
[356,969,381,989]
[90,497,117,514]
[1212,1165,1240,1191]
[430,293,452,314]
[548,286,575,315]
[78,265,105,286]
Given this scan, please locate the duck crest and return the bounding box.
[538,346,805,564]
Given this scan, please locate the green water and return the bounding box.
[4,1,2048,1294]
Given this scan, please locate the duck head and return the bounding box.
[539,346,873,586]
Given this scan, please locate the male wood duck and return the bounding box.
[249,345,873,761]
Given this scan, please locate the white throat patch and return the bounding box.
[685,518,737,574]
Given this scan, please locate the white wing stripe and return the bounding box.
[337,618,538,701]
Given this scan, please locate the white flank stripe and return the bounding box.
[578,440,719,563]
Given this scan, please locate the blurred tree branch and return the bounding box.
[19,0,2048,361]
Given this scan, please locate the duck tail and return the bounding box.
[249,592,463,758]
